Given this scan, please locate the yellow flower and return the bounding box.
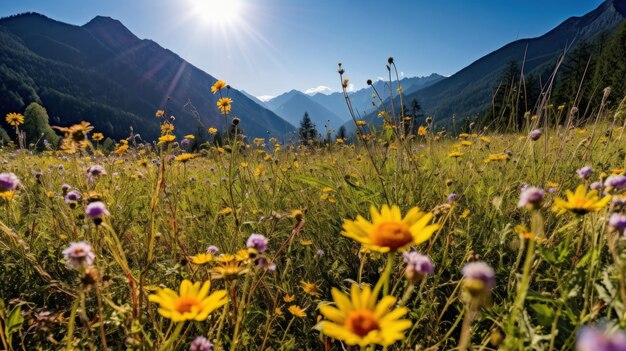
[5,112,24,126]
[161,123,174,133]
[148,280,227,322]
[211,256,249,280]
[217,97,233,114]
[484,153,509,163]
[0,191,15,201]
[175,153,199,163]
[158,134,176,145]
[208,127,218,135]
[155,110,164,117]
[300,239,313,246]
[460,141,473,146]
[459,133,469,139]
[114,144,128,156]
[552,185,611,215]
[288,305,307,318]
[417,126,427,136]
[319,284,411,347]
[461,209,471,218]
[92,133,104,141]
[191,253,213,265]
[480,136,491,144]
[356,120,367,126]
[301,281,321,297]
[274,307,283,316]
[211,80,227,94]
[342,205,438,253]
[217,207,233,215]
[283,294,295,302]
[184,134,195,139]
[253,164,265,177]
[448,151,464,158]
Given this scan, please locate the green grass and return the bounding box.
[0,113,626,350]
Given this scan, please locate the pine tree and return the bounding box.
[336,125,347,141]
[298,112,318,145]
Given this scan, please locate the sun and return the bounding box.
[189,0,242,26]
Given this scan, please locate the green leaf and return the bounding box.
[5,305,24,336]
[530,303,554,328]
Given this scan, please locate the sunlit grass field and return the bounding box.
[1,82,626,350]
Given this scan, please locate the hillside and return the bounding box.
[404,0,626,124]
[265,90,347,133]
[0,13,295,140]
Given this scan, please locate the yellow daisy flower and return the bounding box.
[448,152,464,158]
[288,305,307,318]
[175,153,199,163]
[211,80,227,94]
[301,281,321,297]
[552,185,611,215]
[158,134,176,145]
[148,280,227,322]
[5,112,24,126]
[217,97,233,114]
[92,133,104,141]
[319,284,411,347]
[208,127,218,134]
[342,205,438,252]
[191,253,213,265]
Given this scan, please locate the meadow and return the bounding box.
[1,74,626,351]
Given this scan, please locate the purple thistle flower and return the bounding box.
[576,326,626,351]
[189,336,213,351]
[316,249,325,257]
[0,172,20,192]
[255,257,277,271]
[518,187,545,208]
[62,241,95,269]
[87,165,106,183]
[605,175,626,190]
[246,234,268,253]
[61,183,71,194]
[590,181,603,191]
[609,213,626,233]
[577,166,594,179]
[65,191,81,204]
[529,129,542,141]
[462,261,496,290]
[447,193,458,203]
[181,138,190,147]
[206,245,219,254]
[613,196,626,207]
[403,251,434,282]
[85,201,110,222]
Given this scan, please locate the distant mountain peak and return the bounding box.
[83,15,139,50]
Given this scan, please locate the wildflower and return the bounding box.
[315,248,325,257]
[85,201,110,224]
[114,143,128,155]
[180,139,190,147]
[604,175,626,190]
[217,98,233,114]
[87,165,106,183]
[552,185,611,215]
[576,326,626,351]
[447,193,458,203]
[484,153,509,163]
[448,151,464,158]
[158,134,176,145]
[461,261,496,298]
[356,120,367,126]
[210,256,249,280]
[517,187,544,209]
[403,251,434,283]
[208,127,218,135]
[5,112,24,126]
[148,280,227,322]
[0,172,20,192]
[609,213,626,234]
[65,190,81,207]
[175,153,199,163]
[211,80,226,94]
[155,110,165,117]
[206,245,219,254]
[301,281,321,297]
[342,205,438,252]
[191,253,214,265]
[92,133,104,141]
[459,133,469,139]
[319,284,411,347]
[283,294,295,302]
[418,126,427,136]
[246,233,268,252]
[461,141,473,147]
[63,242,95,269]
[274,307,283,316]
[577,166,594,179]
[288,305,307,318]
[590,181,603,191]
[529,129,542,141]
[189,336,213,351]
[61,183,71,194]
[480,136,491,144]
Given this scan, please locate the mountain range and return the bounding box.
[0,13,294,141]
[401,0,626,125]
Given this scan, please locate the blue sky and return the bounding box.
[0,0,605,99]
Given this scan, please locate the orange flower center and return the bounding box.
[175,296,200,314]
[371,221,413,250]
[345,309,380,336]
